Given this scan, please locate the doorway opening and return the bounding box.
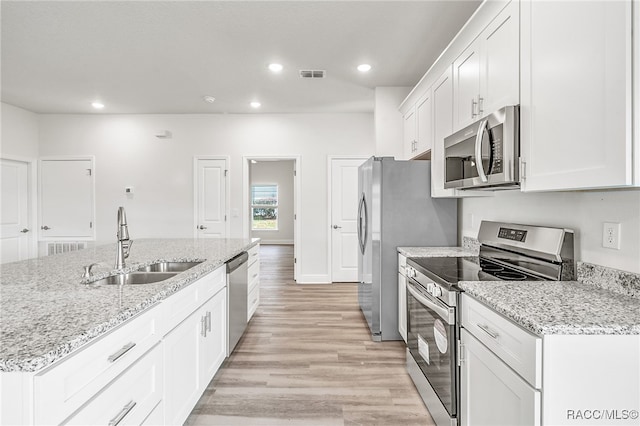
[243,156,300,282]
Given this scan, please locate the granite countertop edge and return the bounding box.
[458,280,640,337]
[0,239,259,373]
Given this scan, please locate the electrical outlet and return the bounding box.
[602,222,621,249]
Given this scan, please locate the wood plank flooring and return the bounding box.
[185,245,434,425]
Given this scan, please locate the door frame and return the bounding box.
[243,155,301,282]
[327,156,368,282]
[193,156,231,239]
[1,155,38,258]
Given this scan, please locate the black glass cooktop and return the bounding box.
[407,256,543,286]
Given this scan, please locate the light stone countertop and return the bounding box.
[458,280,640,336]
[397,246,478,258]
[0,238,259,372]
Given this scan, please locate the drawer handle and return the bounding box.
[477,324,499,339]
[206,311,212,332]
[107,342,136,363]
[201,315,207,337]
[252,273,258,279]
[108,400,136,426]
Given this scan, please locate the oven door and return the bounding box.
[406,279,458,417]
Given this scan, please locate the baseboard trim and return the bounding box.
[256,240,294,245]
[296,274,331,284]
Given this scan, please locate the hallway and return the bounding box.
[186,245,433,425]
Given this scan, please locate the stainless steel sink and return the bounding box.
[138,261,203,273]
[91,271,178,285]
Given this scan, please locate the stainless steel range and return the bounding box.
[405,221,575,426]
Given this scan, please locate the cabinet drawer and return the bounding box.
[248,244,260,266]
[163,265,225,332]
[461,294,542,388]
[65,344,163,425]
[248,285,260,321]
[248,261,259,288]
[34,304,162,425]
[398,253,407,276]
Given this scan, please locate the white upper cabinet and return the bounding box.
[415,91,433,156]
[402,106,417,160]
[520,0,635,191]
[454,1,519,131]
[431,66,457,198]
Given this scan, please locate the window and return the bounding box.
[251,184,278,230]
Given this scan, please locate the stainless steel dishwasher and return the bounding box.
[226,251,249,354]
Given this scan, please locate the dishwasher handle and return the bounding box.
[226,252,249,273]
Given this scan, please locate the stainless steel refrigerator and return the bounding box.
[357,157,457,341]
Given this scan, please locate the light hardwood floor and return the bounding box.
[185,245,434,425]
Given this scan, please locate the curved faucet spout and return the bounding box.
[115,206,132,269]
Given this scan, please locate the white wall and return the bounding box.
[0,103,39,158]
[374,87,411,158]
[460,190,640,274]
[250,160,294,244]
[37,113,374,282]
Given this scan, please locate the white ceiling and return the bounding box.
[1,1,481,115]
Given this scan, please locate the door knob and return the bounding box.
[20,228,30,233]
[198,225,208,230]
[41,225,51,230]
[332,225,342,229]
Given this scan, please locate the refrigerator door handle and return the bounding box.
[357,193,367,255]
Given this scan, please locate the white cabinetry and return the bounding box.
[454,1,519,130]
[397,253,407,343]
[520,0,636,190]
[402,107,417,160]
[402,91,433,160]
[247,244,260,320]
[431,67,456,198]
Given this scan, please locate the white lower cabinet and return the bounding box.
[164,281,227,425]
[247,244,260,321]
[65,344,163,426]
[460,329,541,426]
[397,254,407,343]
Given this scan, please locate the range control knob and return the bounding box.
[431,285,442,297]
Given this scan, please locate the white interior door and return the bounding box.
[1,159,31,263]
[195,158,227,238]
[39,158,94,239]
[330,158,366,282]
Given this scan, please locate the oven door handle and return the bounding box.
[474,118,489,183]
[407,281,455,325]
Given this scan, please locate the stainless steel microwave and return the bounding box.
[444,105,519,190]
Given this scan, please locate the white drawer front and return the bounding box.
[248,262,260,293]
[248,285,260,321]
[34,304,162,425]
[248,245,260,266]
[64,344,163,425]
[398,253,407,276]
[461,294,542,388]
[163,265,225,331]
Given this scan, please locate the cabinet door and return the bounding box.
[397,272,407,343]
[415,91,433,156]
[200,289,227,386]
[403,107,417,160]
[480,0,519,115]
[520,0,633,191]
[163,308,203,425]
[453,40,481,130]
[460,329,541,426]
[432,66,458,198]
[39,158,94,239]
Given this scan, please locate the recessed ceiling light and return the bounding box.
[268,63,283,73]
[250,101,261,108]
[203,96,216,103]
[91,102,104,109]
[357,64,372,72]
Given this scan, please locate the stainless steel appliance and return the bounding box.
[444,105,520,190]
[227,251,249,354]
[357,157,457,341]
[405,221,574,426]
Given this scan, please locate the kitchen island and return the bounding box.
[0,238,259,425]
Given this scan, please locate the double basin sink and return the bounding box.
[88,261,203,286]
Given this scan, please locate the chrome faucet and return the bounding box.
[115,207,133,269]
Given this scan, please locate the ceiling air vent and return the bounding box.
[299,70,326,79]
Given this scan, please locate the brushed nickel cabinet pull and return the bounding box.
[107,342,136,362]
[477,323,499,339]
[206,311,212,332]
[108,400,136,426]
[201,315,207,337]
